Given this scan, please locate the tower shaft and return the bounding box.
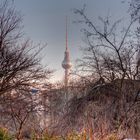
[65,69,68,88]
[64,69,68,99]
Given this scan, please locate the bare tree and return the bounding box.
[0,1,52,139]
[51,6,140,139]
[74,6,140,81]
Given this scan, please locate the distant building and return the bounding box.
[62,17,72,100]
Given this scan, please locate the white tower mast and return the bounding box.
[62,17,72,99]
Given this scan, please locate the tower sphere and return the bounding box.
[62,49,72,69]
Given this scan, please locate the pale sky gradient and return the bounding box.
[12,0,129,82]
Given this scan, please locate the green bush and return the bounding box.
[31,131,61,140]
[105,133,119,140]
[31,131,84,140]
[64,131,84,140]
[0,127,13,140]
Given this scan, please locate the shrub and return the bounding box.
[0,127,13,140]
[105,133,119,140]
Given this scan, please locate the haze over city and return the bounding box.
[0,0,139,139]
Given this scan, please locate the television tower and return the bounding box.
[62,17,72,99]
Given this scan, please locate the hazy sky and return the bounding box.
[12,0,129,82]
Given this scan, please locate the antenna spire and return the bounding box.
[66,16,68,51]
